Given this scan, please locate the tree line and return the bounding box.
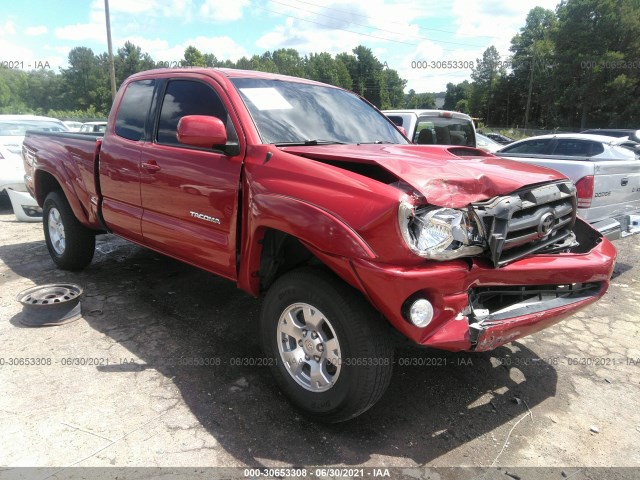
[0,44,414,120]
[444,0,640,129]
[1,0,637,128]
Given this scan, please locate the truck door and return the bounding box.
[99,79,156,242]
[140,77,244,280]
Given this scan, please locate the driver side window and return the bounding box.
[156,79,234,147]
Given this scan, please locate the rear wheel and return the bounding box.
[43,191,95,270]
[260,267,393,422]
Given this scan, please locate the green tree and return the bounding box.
[404,90,435,109]
[509,7,558,127]
[24,70,65,113]
[455,98,469,113]
[61,47,102,111]
[380,68,406,109]
[336,46,395,107]
[115,41,155,86]
[334,59,353,90]
[351,45,384,106]
[469,46,504,124]
[443,81,471,111]
[0,67,29,113]
[305,52,340,84]
[272,49,305,77]
[182,45,207,67]
[553,0,640,128]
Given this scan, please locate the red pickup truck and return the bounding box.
[22,68,616,422]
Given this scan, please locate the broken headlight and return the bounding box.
[398,203,485,260]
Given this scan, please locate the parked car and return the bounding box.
[383,109,476,146]
[6,189,42,221]
[23,69,616,422]
[63,121,83,132]
[0,144,25,195]
[497,133,640,239]
[0,115,68,220]
[581,128,640,142]
[483,132,515,145]
[80,121,108,133]
[476,133,503,153]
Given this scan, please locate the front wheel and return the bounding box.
[260,267,393,422]
[43,191,95,270]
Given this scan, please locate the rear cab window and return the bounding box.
[387,115,404,127]
[414,115,475,146]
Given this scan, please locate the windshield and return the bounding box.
[0,120,69,136]
[231,78,407,145]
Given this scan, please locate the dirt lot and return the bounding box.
[0,195,639,477]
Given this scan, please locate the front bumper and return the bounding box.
[353,219,617,352]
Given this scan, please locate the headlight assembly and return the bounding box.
[398,202,486,260]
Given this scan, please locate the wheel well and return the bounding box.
[35,171,62,206]
[258,229,316,292]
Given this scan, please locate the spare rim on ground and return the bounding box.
[16,283,83,326]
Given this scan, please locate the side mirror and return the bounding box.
[631,130,640,143]
[177,115,227,148]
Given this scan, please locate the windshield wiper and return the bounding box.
[357,140,395,144]
[274,139,347,146]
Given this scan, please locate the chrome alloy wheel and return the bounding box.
[48,207,66,255]
[276,303,342,392]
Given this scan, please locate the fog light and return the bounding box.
[409,299,434,328]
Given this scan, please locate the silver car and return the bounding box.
[497,133,640,240]
[476,133,503,153]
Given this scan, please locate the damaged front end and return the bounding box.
[397,180,580,267]
[352,179,616,353]
[472,180,578,267]
[421,216,613,352]
[466,281,604,351]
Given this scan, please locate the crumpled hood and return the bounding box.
[281,144,566,208]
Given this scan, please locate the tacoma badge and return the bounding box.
[189,211,220,224]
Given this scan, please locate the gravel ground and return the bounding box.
[0,195,639,477]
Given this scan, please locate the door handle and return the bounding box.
[621,177,629,187]
[141,160,161,172]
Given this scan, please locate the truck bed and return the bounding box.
[23,131,103,229]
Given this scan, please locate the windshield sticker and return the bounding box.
[239,88,293,111]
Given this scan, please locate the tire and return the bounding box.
[260,267,393,422]
[43,191,95,270]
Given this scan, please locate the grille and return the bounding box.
[22,145,36,166]
[473,181,577,267]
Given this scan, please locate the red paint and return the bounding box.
[351,228,615,351]
[177,115,227,148]
[282,144,565,208]
[23,68,617,353]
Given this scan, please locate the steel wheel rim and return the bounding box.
[276,302,342,392]
[48,207,65,255]
[17,284,82,306]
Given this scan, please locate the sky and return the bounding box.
[0,0,560,92]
